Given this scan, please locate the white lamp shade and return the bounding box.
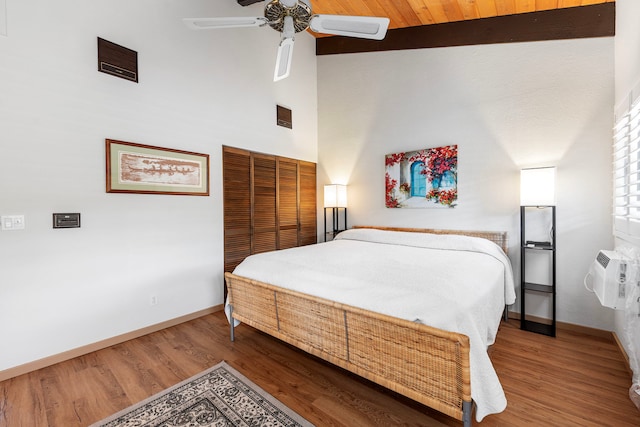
[324,184,347,208]
[520,167,556,206]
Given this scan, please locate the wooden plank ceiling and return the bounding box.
[308,0,614,35]
[309,0,616,55]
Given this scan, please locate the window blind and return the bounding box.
[614,96,640,239]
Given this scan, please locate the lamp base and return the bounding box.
[324,207,347,242]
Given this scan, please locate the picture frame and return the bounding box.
[385,145,457,208]
[106,139,209,196]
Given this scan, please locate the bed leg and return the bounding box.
[229,304,235,342]
[462,401,472,427]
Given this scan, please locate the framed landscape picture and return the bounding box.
[106,139,209,196]
[385,145,457,208]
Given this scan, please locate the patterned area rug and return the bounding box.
[90,361,315,427]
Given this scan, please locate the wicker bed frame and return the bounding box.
[224,226,508,426]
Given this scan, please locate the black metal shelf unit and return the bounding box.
[520,205,556,337]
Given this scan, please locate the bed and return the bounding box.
[224,226,515,426]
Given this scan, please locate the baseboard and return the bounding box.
[613,331,633,377]
[506,310,615,339]
[0,305,223,383]
[4,307,631,383]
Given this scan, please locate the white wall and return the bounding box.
[0,0,317,372]
[317,38,615,330]
[614,0,640,367]
[614,0,640,105]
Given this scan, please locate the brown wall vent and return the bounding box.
[97,37,138,83]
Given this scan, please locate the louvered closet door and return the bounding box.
[278,158,299,249]
[252,153,277,254]
[223,147,251,272]
[299,160,317,246]
[223,147,317,272]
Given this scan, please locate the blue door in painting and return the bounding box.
[411,161,427,197]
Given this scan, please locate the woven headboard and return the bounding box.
[352,226,509,254]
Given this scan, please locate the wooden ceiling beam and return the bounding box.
[316,2,615,55]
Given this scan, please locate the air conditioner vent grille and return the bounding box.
[597,251,611,269]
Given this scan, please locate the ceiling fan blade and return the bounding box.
[274,37,294,82]
[183,17,268,30]
[309,15,390,40]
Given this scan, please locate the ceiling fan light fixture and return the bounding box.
[265,0,311,33]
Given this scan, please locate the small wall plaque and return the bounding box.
[53,213,81,229]
[97,37,138,82]
[277,105,292,129]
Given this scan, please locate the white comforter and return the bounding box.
[231,228,516,422]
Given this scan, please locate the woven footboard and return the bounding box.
[224,272,472,424]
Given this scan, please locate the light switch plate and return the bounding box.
[1,215,25,230]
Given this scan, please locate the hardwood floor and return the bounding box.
[0,311,638,426]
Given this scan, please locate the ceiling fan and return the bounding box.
[184,0,390,81]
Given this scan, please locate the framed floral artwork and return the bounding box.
[385,145,457,208]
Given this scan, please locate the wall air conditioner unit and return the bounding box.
[584,250,628,310]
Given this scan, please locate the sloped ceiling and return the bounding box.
[309,0,614,34]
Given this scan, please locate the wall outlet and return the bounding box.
[150,295,158,306]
